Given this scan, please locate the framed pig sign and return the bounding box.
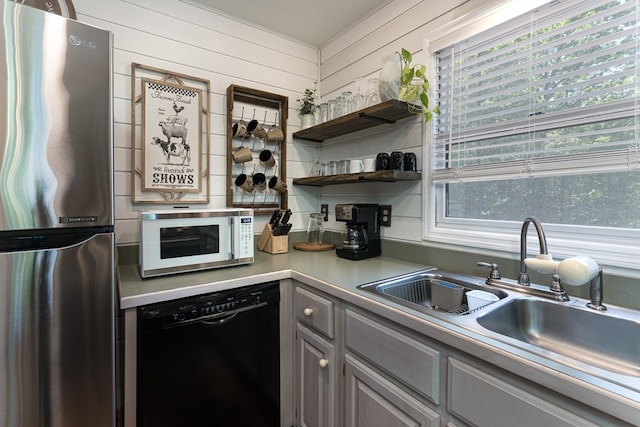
[130,63,210,204]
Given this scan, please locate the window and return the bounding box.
[428,0,640,271]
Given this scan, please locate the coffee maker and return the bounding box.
[335,204,381,260]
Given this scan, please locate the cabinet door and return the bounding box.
[448,358,600,427]
[345,354,440,427]
[296,323,336,427]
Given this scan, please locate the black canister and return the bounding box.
[403,152,417,172]
[375,152,391,170]
[390,151,404,170]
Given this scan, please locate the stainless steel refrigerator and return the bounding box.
[0,2,114,426]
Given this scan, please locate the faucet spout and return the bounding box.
[519,217,549,286]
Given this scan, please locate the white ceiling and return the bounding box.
[188,0,391,46]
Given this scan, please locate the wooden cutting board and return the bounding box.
[293,242,335,252]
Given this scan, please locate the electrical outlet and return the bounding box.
[321,204,329,221]
[380,205,392,226]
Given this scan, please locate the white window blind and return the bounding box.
[433,0,640,183]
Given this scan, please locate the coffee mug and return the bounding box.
[266,125,284,143]
[390,151,405,170]
[232,119,249,139]
[376,152,390,170]
[259,149,276,167]
[232,146,252,163]
[349,159,364,173]
[363,158,376,172]
[247,119,268,140]
[403,152,417,172]
[268,175,287,193]
[234,174,254,192]
[252,172,267,191]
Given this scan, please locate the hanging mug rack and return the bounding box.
[226,85,288,215]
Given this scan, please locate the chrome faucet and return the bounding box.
[477,216,569,302]
[518,217,549,286]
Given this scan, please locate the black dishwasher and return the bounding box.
[137,281,280,427]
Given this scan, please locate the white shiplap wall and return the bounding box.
[73,0,321,246]
[71,0,501,247]
[314,0,492,244]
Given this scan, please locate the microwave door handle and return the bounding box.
[230,217,236,259]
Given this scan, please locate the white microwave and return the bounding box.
[139,208,254,278]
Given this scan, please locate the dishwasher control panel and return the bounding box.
[138,281,279,330]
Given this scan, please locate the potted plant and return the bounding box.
[397,48,439,123]
[297,84,317,129]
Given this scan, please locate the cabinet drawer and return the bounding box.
[345,309,441,404]
[345,354,440,427]
[295,287,335,339]
[447,358,599,427]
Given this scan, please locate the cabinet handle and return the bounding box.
[303,307,313,317]
[319,358,329,368]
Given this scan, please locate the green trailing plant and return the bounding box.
[297,83,317,115]
[397,48,439,123]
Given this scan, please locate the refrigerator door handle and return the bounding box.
[0,229,111,253]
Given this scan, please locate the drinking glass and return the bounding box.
[352,77,365,111]
[307,213,324,244]
[310,156,322,176]
[341,91,353,115]
[319,103,328,123]
[329,160,338,175]
[335,96,345,117]
[339,159,349,174]
[327,99,337,121]
[313,105,322,124]
[366,78,381,107]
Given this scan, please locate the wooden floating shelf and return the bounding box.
[292,100,418,142]
[293,170,421,186]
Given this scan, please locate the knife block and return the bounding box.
[257,223,288,254]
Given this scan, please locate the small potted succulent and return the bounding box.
[397,48,439,123]
[297,83,317,129]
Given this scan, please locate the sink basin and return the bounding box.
[358,270,506,315]
[477,299,640,377]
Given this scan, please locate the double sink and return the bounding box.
[358,268,640,387]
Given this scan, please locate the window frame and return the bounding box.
[422,0,640,275]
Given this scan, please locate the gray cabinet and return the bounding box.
[447,358,600,427]
[295,286,335,339]
[345,309,441,404]
[343,308,442,426]
[294,285,339,427]
[296,323,336,427]
[291,283,620,427]
[344,354,440,427]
